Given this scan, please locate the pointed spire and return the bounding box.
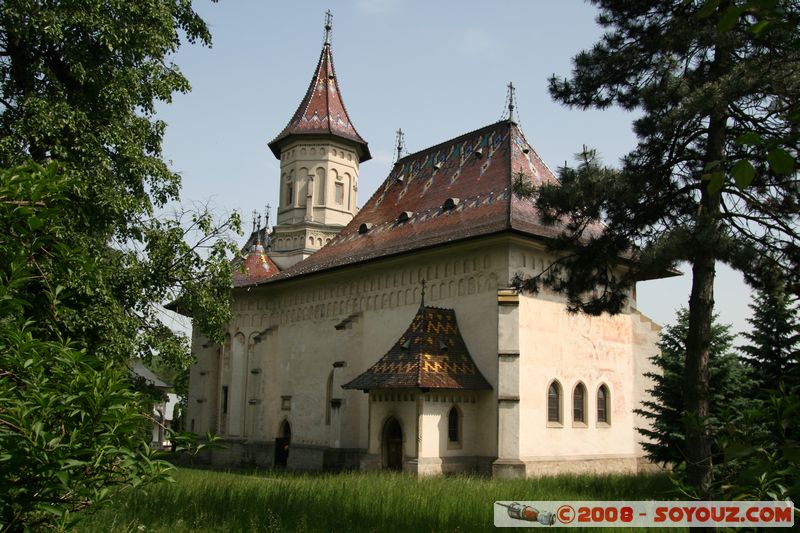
[324,10,333,46]
[268,12,371,162]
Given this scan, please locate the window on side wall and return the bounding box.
[447,405,462,449]
[573,382,587,426]
[547,381,562,426]
[597,384,610,425]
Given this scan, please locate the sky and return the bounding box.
[157,0,754,337]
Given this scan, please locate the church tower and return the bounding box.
[267,12,370,270]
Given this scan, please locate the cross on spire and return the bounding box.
[394,128,406,163]
[502,81,519,123]
[264,203,272,250]
[324,10,333,45]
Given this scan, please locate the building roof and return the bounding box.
[232,240,280,287]
[268,40,371,162]
[253,120,564,285]
[130,360,172,389]
[342,305,492,391]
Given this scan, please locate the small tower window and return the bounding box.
[597,384,610,424]
[573,383,586,424]
[547,381,562,424]
[335,182,344,204]
[286,182,293,205]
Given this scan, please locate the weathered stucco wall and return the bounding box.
[188,238,508,469]
[186,236,661,475]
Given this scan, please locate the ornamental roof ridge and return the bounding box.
[393,119,512,167]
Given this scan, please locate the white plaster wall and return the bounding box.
[368,391,419,459]
[186,234,664,474]
[631,310,661,456]
[418,392,484,458]
[188,238,509,457]
[187,332,219,434]
[517,294,638,460]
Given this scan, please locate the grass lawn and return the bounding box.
[75,467,684,532]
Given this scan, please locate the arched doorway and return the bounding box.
[382,417,403,471]
[274,420,291,468]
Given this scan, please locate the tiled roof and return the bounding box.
[232,242,280,287]
[268,41,371,162]
[253,120,562,285]
[342,306,491,391]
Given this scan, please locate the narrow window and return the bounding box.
[597,384,609,424]
[448,406,460,443]
[286,183,293,205]
[573,383,586,423]
[335,182,344,204]
[547,381,561,423]
[325,371,333,425]
[222,386,229,415]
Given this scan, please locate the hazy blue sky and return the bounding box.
[158,0,753,335]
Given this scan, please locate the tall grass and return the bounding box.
[76,468,682,532]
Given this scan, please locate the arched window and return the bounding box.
[573,382,586,424]
[597,384,609,424]
[547,381,562,423]
[447,406,461,448]
[286,182,293,205]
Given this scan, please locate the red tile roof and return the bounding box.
[232,243,280,287]
[342,306,491,391]
[253,120,562,285]
[268,42,371,162]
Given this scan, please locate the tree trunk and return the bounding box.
[684,250,715,494]
[685,134,723,533]
[684,9,730,509]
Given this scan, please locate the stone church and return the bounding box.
[185,19,665,477]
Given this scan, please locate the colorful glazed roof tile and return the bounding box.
[268,40,371,162]
[252,120,567,286]
[342,306,491,391]
[232,239,280,287]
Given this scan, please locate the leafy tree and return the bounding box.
[0,1,237,529]
[514,0,800,495]
[713,383,800,505]
[0,0,236,371]
[0,164,172,531]
[635,309,752,465]
[739,288,800,391]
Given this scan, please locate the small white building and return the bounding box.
[131,360,179,450]
[185,18,666,478]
